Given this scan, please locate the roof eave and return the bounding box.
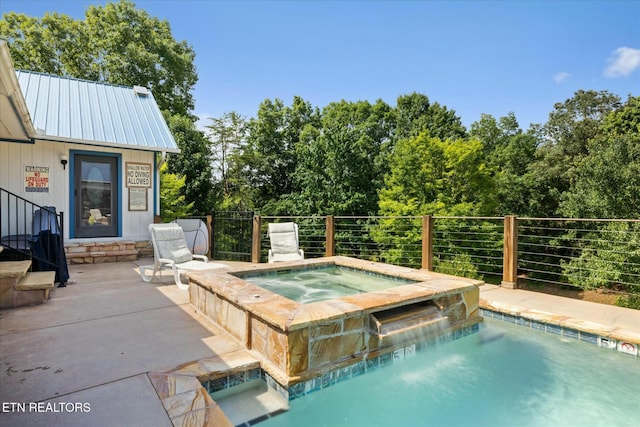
[0,41,36,138]
[34,134,181,153]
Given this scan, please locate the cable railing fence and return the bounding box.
[432,217,504,283]
[518,218,640,299]
[209,212,639,306]
[335,216,423,267]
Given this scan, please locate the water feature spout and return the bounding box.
[370,300,449,346]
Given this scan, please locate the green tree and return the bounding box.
[470,112,537,215]
[166,114,214,215]
[293,99,393,215]
[379,133,496,217]
[561,222,640,308]
[159,163,193,222]
[525,90,622,217]
[0,12,91,77]
[243,96,320,213]
[206,112,252,210]
[394,92,467,141]
[375,132,497,270]
[560,96,640,219]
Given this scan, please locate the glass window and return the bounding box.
[74,154,118,237]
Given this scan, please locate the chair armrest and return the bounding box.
[157,258,176,267]
[192,254,208,262]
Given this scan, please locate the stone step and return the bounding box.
[0,260,31,279]
[0,261,56,308]
[15,271,56,291]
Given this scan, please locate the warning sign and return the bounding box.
[126,163,151,188]
[25,166,49,193]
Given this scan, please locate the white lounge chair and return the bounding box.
[139,223,224,290]
[174,218,209,255]
[268,222,304,263]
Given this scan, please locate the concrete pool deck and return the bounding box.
[0,259,638,426]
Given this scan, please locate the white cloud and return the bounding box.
[553,72,571,84]
[604,47,640,78]
[194,113,213,133]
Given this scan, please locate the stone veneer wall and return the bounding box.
[190,279,481,386]
[64,240,151,264]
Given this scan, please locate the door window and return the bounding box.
[74,154,118,238]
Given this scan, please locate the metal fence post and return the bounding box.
[326,215,335,257]
[421,215,433,270]
[502,215,518,288]
[251,215,262,263]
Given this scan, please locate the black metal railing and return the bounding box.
[211,210,253,261]
[1,187,68,283]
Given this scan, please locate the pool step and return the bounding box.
[212,379,289,426]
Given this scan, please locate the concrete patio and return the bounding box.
[0,259,638,426]
[0,259,250,426]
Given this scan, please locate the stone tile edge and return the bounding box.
[480,306,640,357]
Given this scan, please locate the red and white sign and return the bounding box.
[24,166,49,193]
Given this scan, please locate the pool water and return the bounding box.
[240,266,416,303]
[258,317,640,427]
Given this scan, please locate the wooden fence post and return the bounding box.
[326,215,335,257]
[251,215,262,263]
[422,215,433,270]
[205,214,213,258]
[502,215,518,288]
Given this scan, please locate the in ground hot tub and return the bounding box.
[237,264,418,303]
[187,256,482,386]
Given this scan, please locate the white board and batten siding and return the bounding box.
[0,139,156,242]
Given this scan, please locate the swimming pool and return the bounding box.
[238,265,417,303]
[256,316,640,427]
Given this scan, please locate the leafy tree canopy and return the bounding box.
[1,1,212,216]
[159,163,193,222]
[525,90,622,217]
[165,114,214,215]
[206,112,252,211]
[470,112,538,215]
[293,99,393,215]
[394,92,467,141]
[379,132,497,217]
[560,96,640,219]
[243,96,321,213]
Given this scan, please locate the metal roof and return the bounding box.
[15,70,180,153]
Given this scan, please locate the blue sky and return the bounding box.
[1,0,639,130]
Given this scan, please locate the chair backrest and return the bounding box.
[175,219,209,255]
[268,222,300,256]
[148,223,193,264]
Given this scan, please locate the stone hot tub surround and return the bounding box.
[187,256,482,386]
